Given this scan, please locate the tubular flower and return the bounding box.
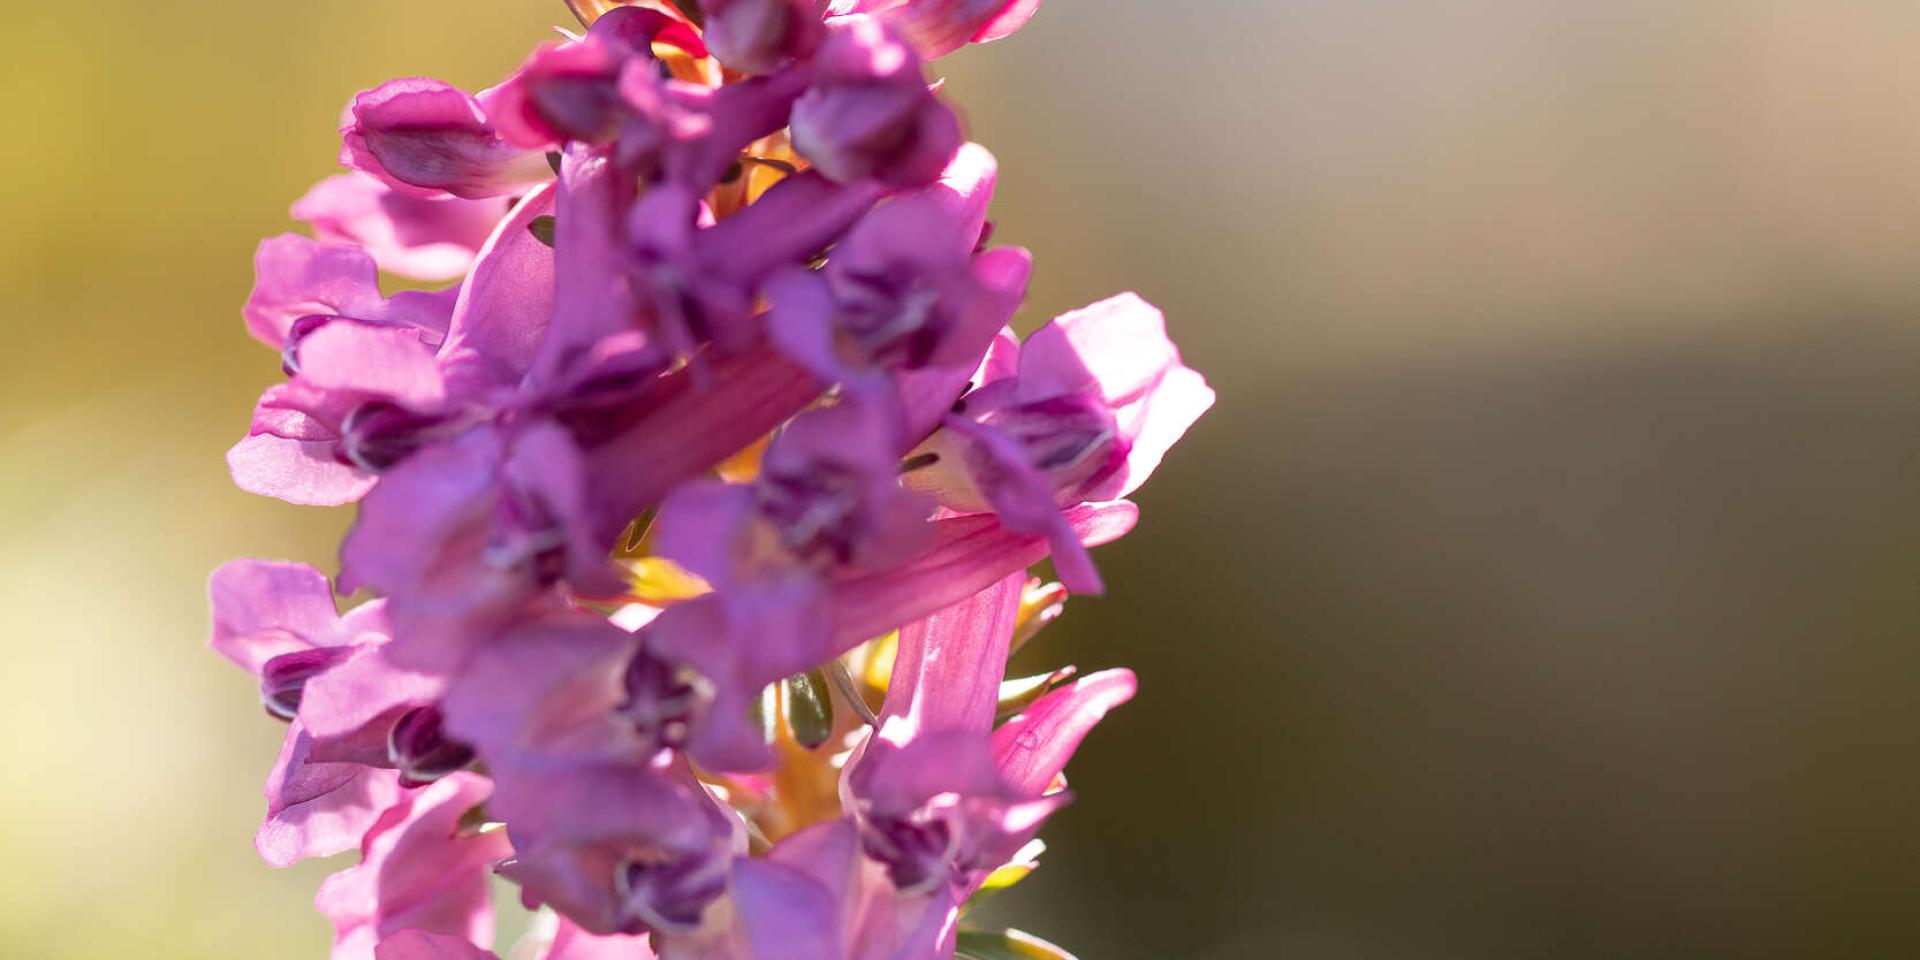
[209,3,1209,958]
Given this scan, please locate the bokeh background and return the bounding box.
[4,1,1919,957]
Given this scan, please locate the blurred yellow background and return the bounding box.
[3,1,1919,957]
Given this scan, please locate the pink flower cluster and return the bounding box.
[210,2,1211,958]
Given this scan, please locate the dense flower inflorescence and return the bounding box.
[211,2,1211,957]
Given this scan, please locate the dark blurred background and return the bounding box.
[3,2,1918,957]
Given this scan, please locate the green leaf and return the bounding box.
[955,929,1077,960]
[783,668,835,749]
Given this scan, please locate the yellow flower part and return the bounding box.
[624,556,711,605]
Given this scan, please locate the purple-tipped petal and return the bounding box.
[343,78,551,200]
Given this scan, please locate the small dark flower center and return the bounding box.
[615,648,710,752]
[859,805,960,894]
[387,705,477,787]
[614,845,729,934]
[338,402,451,473]
[756,462,866,565]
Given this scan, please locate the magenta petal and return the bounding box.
[440,613,639,768]
[542,919,658,960]
[849,882,960,960]
[293,173,510,284]
[651,479,758,590]
[767,818,861,906]
[439,183,559,396]
[1016,292,1171,404]
[1021,293,1214,500]
[208,559,343,673]
[300,643,445,742]
[343,78,551,200]
[764,267,848,385]
[531,146,639,393]
[880,571,1024,736]
[244,235,387,349]
[317,773,510,959]
[702,172,885,286]
[257,722,409,868]
[828,500,1137,651]
[931,142,998,248]
[227,432,376,507]
[729,857,844,958]
[990,668,1137,797]
[971,0,1043,45]
[584,345,824,533]
[373,931,498,960]
[295,322,448,410]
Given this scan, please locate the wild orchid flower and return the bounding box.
[210,2,1209,957]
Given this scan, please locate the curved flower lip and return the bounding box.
[342,78,554,200]
[257,721,409,868]
[242,234,455,351]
